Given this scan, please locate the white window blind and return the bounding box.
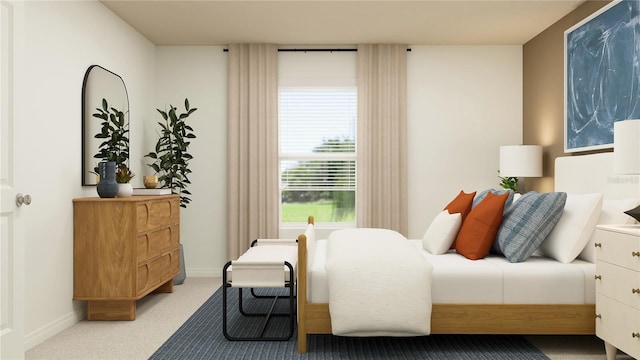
[279,87,356,191]
[278,51,357,224]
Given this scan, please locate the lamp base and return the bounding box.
[624,204,640,223]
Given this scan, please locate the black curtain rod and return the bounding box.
[222,48,411,52]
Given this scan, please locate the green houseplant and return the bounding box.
[498,170,518,191]
[92,98,130,174]
[145,99,197,208]
[115,167,135,184]
[115,166,135,197]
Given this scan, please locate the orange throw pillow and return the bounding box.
[455,191,508,260]
[444,190,476,222]
[444,190,476,248]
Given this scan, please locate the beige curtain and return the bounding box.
[356,44,408,235]
[227,44,279,260]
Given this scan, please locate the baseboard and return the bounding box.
[185,267,221,278]
[25,303,86,350]
[25,271,218,350]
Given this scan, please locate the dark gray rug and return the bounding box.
[149,287,549,360]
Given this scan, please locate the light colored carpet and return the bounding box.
[26,277,221,360]
[26,277,631,360]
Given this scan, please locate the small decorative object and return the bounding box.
[624,205,640,223]
[96,161,118,198]
[145,98,197,208]
[115,167,135,198]
[143,175,158,189]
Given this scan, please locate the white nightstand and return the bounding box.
[594,224,640,360]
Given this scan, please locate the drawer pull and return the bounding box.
[633,289,640,294]
[633,251,640,257]
[594,243,602,248]
[595,314,602,319]
[633,333,640,338]
[594,275,602,280]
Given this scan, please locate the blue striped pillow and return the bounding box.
[472,189,515,211]
[494,191,567,263]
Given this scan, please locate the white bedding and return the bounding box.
[325,228,433,336]
[311,239,595,305]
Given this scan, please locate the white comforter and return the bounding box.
[325,228,433,336]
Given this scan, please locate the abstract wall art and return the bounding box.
[565,0,640,152]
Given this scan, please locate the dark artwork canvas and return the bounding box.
[565,0,640,152]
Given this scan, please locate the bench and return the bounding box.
[222,238,298,341]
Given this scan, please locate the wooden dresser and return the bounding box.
[73,195,180,320]
[594,224,640,360]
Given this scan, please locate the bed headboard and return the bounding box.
[555,152,640,200]
[555,153,640,262]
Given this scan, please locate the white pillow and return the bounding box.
[539,193,603,263]
[579,198,640,262]
[422,210,462,254]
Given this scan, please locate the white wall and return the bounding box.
[153,45,523,271]
[153,47,227,277]
[16,1,155,349]
[407,46,523,238]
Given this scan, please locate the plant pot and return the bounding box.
[173,243,186,285]
[117,183,133,198]
[143,175,158,189]
[96,161,118,198]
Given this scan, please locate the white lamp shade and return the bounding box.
[499,145,543,177]
[614,119,640,175]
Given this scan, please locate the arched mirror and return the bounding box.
[81,65,129,185]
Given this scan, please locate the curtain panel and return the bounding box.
[356,44,408,235]
[227,44,279,260]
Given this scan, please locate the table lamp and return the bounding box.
[499,145,543,192]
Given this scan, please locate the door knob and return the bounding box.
[16,193,32,207]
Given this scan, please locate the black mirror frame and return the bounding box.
[81,65,130,186]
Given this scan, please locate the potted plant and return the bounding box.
[146,99,197,286]
[115,166,135,197]
[145,98,197,208]
[92,98,130,177]
[498,170,518,191]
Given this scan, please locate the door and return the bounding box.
[1,1,25,358]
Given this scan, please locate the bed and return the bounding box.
[295,152,640,353]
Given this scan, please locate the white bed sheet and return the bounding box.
[308,239,595,304]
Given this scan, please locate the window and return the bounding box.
[278,51,357,225]
[279,87,357,224]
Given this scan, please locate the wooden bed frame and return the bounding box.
[295,152,640,353]
[295,233,595,353]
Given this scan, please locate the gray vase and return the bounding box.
[96,161,119,198]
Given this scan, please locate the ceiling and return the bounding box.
[100,0,587,46]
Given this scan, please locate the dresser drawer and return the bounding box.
[596,260,640,309]
[596,294,640,358]
[137,225,180,263]
[136,198,179,232]
[594,228,640,271]
[136,248,180,296]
